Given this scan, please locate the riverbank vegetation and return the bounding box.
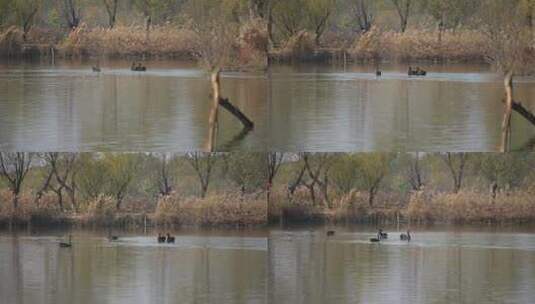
[0,0,534,65]
[1,152,535,228]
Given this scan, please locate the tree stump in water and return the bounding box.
[500,71,535,152]
[206,69,254,151]
[501,71,514,152]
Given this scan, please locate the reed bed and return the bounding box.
[58,23,198,58]
[0,190,65,225]
[351,28,490,62]
[155,192,267,227]
[408,190,535,224]
[1,188,534,227]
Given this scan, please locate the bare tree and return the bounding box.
[249,0,268,19]
[12,0,41,41]
[391,0,411,32]
[33,153,55,205]
[49,153,78,212]
[442,152,467,193]
[407,152,424,191]
[62,0,81,29]
[303,153,333,207]
[103,0,119,29]
[185,152,217,198]
[355,153,391,207]
[157,154,174,197]
[266,152,283,216]
[353,0,375,32]
[0,152,32,209]
[306,0,335,46]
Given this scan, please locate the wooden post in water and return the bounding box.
[501,71,514,152]
[206,69,255,151]
[500,71,535,151]
[207,70,222,151]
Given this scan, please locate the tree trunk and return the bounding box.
[501,71,514,152]
[56,189,64,212]
[12,194,19,210]
[207,70,221,151]
[368,189,375,207]
[201,182,208,198]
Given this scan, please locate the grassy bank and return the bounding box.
[2,189,535,228]
[0,25,502,64]
[270,189,535,225]
[269,29,491,63]
[0,190,267,228]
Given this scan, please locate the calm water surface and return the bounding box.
[1,226,535,304]
[1,60,535,151]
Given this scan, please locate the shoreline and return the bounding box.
[1,26,495,65]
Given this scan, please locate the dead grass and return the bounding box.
[351,28,490,62]
[0,190,64,225]
[155,192,267,227]
[58,23,198,58]
[0,26,23,56]
[408,190,535,224]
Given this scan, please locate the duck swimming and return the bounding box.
[400,230,411,241]
[59,235,72,248]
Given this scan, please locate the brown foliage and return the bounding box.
[155,192,267,227]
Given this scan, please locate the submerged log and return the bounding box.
[219,98,254,130]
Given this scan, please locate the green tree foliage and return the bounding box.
[352,153,394,206]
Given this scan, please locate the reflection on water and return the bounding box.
[0,230,267,304]
[0,61,534,151]
[268,228,535,304]
[1,227,535,304]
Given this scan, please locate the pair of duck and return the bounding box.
[91,62,147,73]
[131,62,147,72]
[370,230,411,243]
[375,67,427,77]
[157,233,175,244]
[408,66,427,76]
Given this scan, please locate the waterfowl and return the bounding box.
[131,62,147,72]
[370,237,381,243]
[400,230,411,241]
[92,66,101,73]
[327,231,335,237]
[107,229,118,241]
[157,233,166,243]
[408,66,427,76]
[376,69,382,77]
[166,233,175,243]
[378,229,388,240]
[59,235,72,248]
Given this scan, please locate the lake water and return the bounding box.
[1,226,535,304]
[1,60,534,152]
